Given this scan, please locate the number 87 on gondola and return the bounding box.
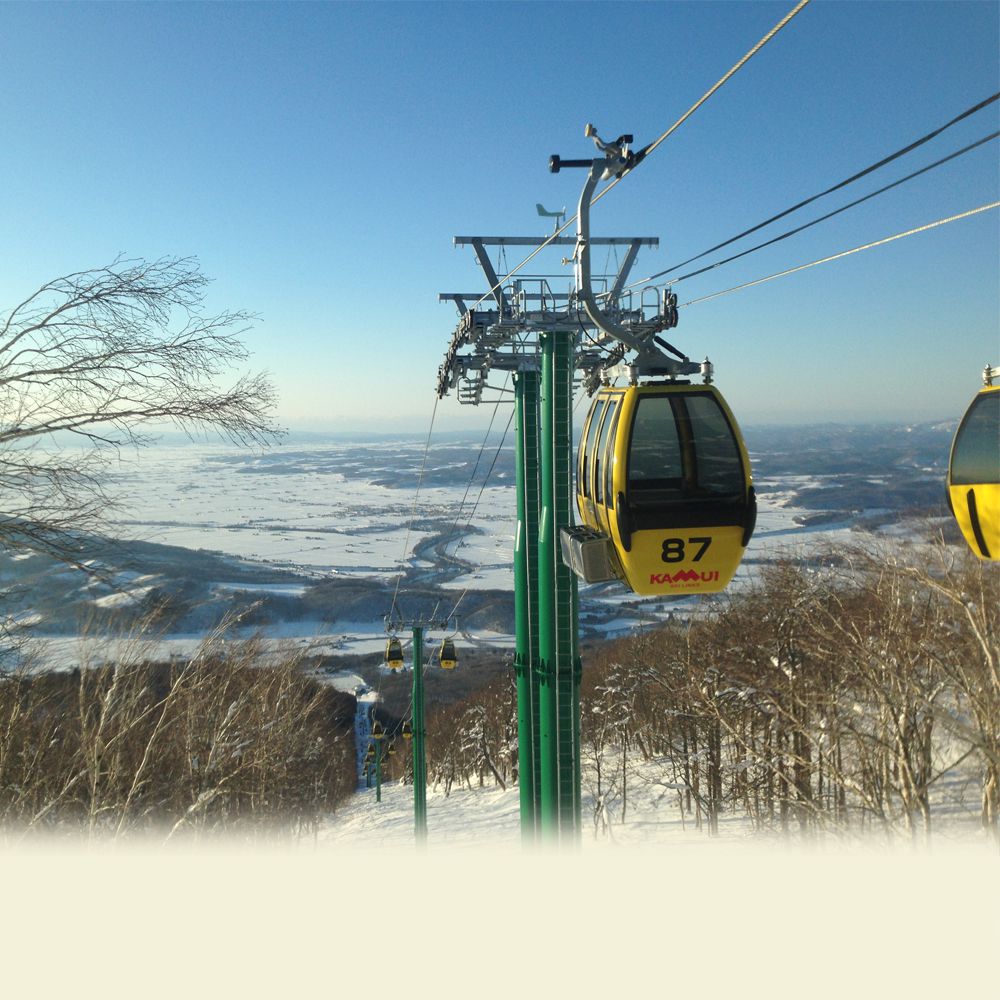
[561,382,757,596]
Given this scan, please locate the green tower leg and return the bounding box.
[514,368,541,838]
[412,625,427,842]
[537,331,582,840]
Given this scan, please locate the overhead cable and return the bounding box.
[445,406,516,624]
[458,0,813,317]
[630,91,1000,290]
[680,201,1000,307]
[445,374,510,558]
[389,394,440,625]
[592,0,813,207]
[665,130,999,285]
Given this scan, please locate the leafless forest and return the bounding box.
[424,543,999,843]
[0,629,356,839]
[2,539,996,843]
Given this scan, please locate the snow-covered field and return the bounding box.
[9,441,1000,1000]
[11,431,947,673]
[3,424,994,995]
[106,438,862,594]
[107,439,517,583]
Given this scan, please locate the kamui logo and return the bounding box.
[649,569,720,586]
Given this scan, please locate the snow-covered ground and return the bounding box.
[108,440,503,581]
[105,439,862,596]
[11,432,949,674]
[325,753,990,850]
[4,415,996,996]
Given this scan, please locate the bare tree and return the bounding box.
[0,256,280,563]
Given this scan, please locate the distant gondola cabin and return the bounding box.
[439,638,457,670]
[385,637,404,670]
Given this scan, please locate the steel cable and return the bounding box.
[593,0,813,207]
[627,92,1000,291]
[680,201,1000,307]
[456,0,813,317]
[389,393,439,625]
[444,405,516,624]
[662,130,1000,286]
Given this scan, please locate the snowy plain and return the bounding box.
[103,439,859,592]
[15,433,883,672]
[54,436,874,651]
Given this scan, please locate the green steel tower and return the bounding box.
[436,146,668,838]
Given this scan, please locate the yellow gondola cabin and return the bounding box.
[438,638,457,670]
[566,383,756,596]
[385,637,404,670]
[947,381,999,561]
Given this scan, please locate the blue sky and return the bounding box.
[2,0,997,432]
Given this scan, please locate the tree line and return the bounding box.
[0,628,357,839]
[421,543,998,842]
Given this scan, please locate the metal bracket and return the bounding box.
[557,126,697,379]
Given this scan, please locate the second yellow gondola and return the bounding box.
[385,637,404,670]
[568,382,756,596]
[438,638,457,670]
[947,377,999,561]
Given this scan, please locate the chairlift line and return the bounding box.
[429,0,994,837]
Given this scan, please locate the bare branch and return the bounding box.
[0,257,283,567]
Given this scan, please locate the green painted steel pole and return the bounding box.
[412,625,428,841]
[537,336,556,835]
[514,368,541,839]
[537,332,582,840]
[375,739,382,803]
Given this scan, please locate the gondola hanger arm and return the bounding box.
[551,124,700,379]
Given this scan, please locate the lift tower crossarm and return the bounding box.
[437,228,665,400]
[467,237,511,316]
